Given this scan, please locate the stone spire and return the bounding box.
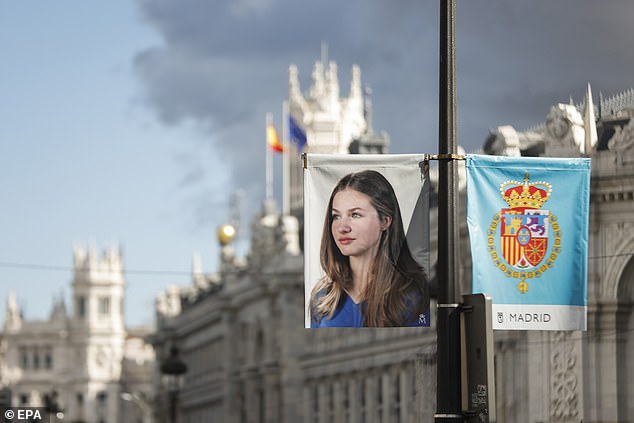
[583,83,598,154]
[50,292,67,322]
[4,290,22,331]
[288,64,301,100]
[310,60,325,100]
[326,61,339,108]
[350,65,362,102]
[363,85,374,135]
[191,252,206,289]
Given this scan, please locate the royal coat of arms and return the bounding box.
[487,173,561,293]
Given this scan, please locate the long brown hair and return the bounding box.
[310,170,429,326]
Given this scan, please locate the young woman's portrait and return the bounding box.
[304,154,430,328]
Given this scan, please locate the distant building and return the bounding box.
[150,61,634,423]
[0,245,155,423]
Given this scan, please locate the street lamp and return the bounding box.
[121,392,152,423]
[44,390,64,422]
[160,346,187,423]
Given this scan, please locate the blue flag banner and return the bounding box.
[289,115,307,151]
[466,154,591,331]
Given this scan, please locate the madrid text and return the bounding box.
[508,312,551,323]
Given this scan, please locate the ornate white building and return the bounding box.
[150,64,634,422]
[0,244,155,423]
[286,57,389,219]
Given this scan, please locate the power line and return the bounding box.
[3,251,632,277]
[0,261,191,277]
[588,252,634,260]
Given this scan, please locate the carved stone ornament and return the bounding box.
[95,346,109,369]
[550,331,580,421]
[544,104,585,153]
[607,119,634,152]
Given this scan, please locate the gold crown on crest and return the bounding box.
[500,173,552,209]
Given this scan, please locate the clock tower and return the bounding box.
[69,244,126,423]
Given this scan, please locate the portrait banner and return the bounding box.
[466,154,591,331]
[304,154,430,328]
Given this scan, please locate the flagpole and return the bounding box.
[282,102,290,215]
[265,113,274,200]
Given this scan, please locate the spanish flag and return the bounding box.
[267,119,283,153]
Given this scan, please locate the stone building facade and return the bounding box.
[150,62,634,423]
[0,245,155,423]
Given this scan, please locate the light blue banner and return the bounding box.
[466,154,591,330]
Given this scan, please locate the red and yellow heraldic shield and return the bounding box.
[500,208,549,270]
[485,172,563,294]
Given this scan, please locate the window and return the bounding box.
[342,381,350,422]
[33,351,40,370]
[45,351,53,369]
[376,375,384,423]
[20,348,28,369]
[311,385,319,423]
[77,296,86,318]
[258,385,265,423]
[359,378,367,422]
[97,391,107,409]
[238,383,246,423]
[326,383,334,422]
[392,373,401,422]
[255,327,264,363]
[19,394,28,405]
[98,297,110,316]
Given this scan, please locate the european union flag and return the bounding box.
[466,154,591,331]
[289,115,307,151]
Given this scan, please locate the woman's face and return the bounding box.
[331,188,389,259]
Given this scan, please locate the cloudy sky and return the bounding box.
[1,0,633,327]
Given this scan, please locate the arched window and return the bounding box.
[32,351,40,370]
[98,297,110,316]
[44,350,53,370]
[20,347,28,369]
[77,296,86,318]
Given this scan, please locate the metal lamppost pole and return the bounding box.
[160,346,188,423]
[435,0,463,421]
[44,390,63,422]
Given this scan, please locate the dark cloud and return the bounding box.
[133,0,634,228]
[457,0,634,142]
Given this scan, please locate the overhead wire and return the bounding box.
[0,260,191,276]
[1,251,632,276]
[1,252,633,343]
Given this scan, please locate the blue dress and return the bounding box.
[311,291,430,328]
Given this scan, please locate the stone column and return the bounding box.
[586,301,631,422]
